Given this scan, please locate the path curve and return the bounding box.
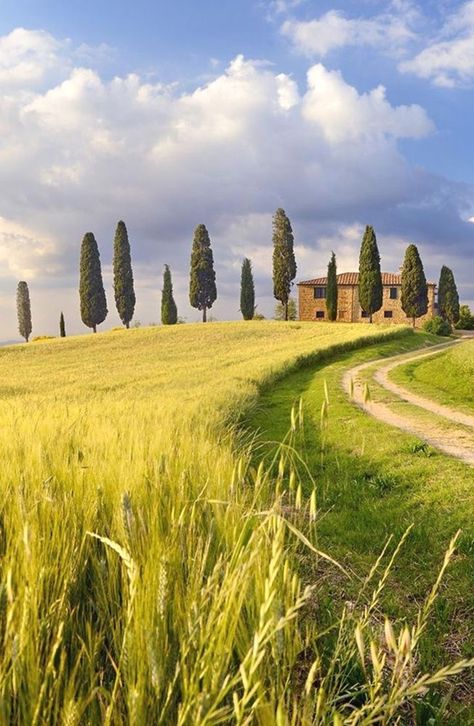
[341,340,474,466]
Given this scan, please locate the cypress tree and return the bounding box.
[326,251,338,321]
[60,312,66,338]
[161,265,178,325]
[358,225,382,323]
[272,208,297,321]
[401,244,428,327]
[189,224,217,322]
[113,220,136,328]
[17,281,32,342]
[240,258,255,320]
[79,232,108,333]
[438,265,460,326]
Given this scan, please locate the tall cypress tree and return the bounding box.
[240,258,255,320]
[161,265,178,325]
[358,225,382,323]
[326,251,338,321]
[272,208,297,321]
[113,220,136,328]
[401,244,428,327]
[438,265,460,326]
[79,232,108,333]
[17,281,32,342]
[189,224,217,322]
[59,312,66,338]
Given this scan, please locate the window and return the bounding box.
[314,286,326,299]
[315,310,325,319]
[361,310,369,318]
[384,310,393,318]
[389,287,398,299]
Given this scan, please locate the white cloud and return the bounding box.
[302,64,432,143]
[0,28,471,335]
[400,1,474,86]
[281,9,415,58]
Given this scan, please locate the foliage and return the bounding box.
[274,297,297,320]
[272,208,297,320]
[438,266,460,325]
[455,304,474,330]
[16,280,32,342]
[161,265,178,325]
[113,220,136,328]
[358,225,383,322]
[401,244,428,326]
[79,232,108,333]
[189,223,217,322]
[240,257,255,320]
[326,251,338,321]
[60,312,66,338]
[423,316,452,336]
[253,312,266,320]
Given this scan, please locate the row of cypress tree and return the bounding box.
[14,214,460,341]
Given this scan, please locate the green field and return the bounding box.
[0,321,471,724]
[390,340,474,414]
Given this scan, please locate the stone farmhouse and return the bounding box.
[297,272,436,324]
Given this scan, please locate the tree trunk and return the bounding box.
[285,300,288,321]
[412,316,416,328]
[126,321,130,329]
[93,325,97,333]
[369,311,373,324]
[203,306,207,323]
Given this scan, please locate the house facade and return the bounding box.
[297,272,436,324]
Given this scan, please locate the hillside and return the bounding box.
[0,321,470,724]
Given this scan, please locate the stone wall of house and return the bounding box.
[298,283,436,326]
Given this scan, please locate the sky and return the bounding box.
[0,0,473,336]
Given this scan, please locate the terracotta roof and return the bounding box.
[297,272,436,286]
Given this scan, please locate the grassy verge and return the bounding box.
[246,331,474,723]
[389,339,474,414]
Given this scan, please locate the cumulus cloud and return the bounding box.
[400,1,474,86]
[0,28,472,336]
[281,8,416,58]
[302,64,432,143]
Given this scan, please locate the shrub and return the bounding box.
[32,335,55,342]
[423,316,451,336]
[455,304,474,330]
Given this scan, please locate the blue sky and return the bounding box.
[0,0,473,334]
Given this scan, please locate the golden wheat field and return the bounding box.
[0,321,468,724]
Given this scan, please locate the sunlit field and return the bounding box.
[0,321,470,724]
[390,339,474,413]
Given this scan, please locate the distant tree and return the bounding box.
[113,220,136,328]
[240,258,255,320]
[455,304,474,330]
[189,224,217,322]
[326,251,338,321]
[358,225,382,323]
[60,312,66,338]
[274,297,297,321]
[161,265,178,325]
[17,281,32,342]
[437,266,460,326]
[272,208,297,321]
[79,232,108,333]
[401,244,428,327]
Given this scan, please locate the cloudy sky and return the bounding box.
[0,0,473,336]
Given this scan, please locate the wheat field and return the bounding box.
[0,321,468,724]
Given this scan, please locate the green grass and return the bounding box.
[247,331,474,723]
[5,320,452,724]
[389,340,474,414]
